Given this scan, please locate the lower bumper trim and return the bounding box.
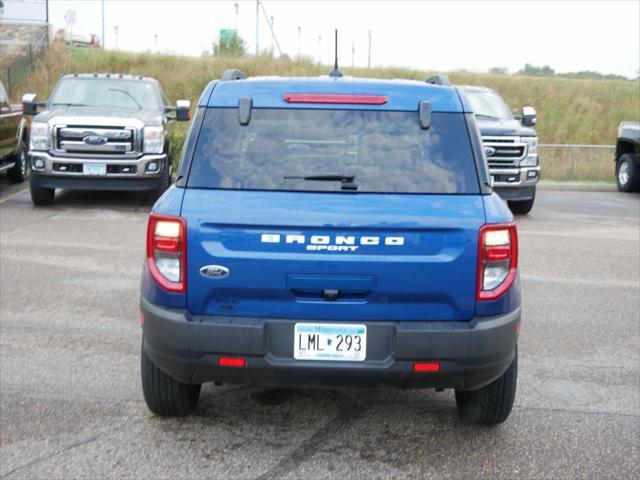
[141,298,520,392]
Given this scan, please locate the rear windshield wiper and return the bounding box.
[283,174,358,190]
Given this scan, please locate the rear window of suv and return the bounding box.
[187,108,480,194]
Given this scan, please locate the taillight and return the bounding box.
[146,214,186,293]
[477,224,518,301]
[283,93,388,105]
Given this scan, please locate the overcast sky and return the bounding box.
[45,0,640,78]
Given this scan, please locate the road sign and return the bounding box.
[219,29,237,43]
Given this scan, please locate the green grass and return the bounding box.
[17,44,640,181]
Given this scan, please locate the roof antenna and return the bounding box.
[329,29,343,77]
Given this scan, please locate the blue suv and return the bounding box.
[140,70,521,425]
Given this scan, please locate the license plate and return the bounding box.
[83,163,107,176]
[294,323,366,361]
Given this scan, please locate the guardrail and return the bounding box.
[539,144,615,182]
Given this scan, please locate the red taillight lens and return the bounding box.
[218,357,246,368]
[413,362,440,372]
[283,93,388,105]
[146,214,186,293]
[477,224,518,301]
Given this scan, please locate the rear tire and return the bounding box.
[29,178,55,206]
[455,349,517,426]
[616,153,640,193]
[508,189,536,215]
[141,342,201,417]
[7,139,28,184]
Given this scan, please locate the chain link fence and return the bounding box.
[539,144,615,182]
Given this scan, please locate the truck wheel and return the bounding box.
[29,178,55,206]
[508,189,536,215]
[141,342,201,417]
[616,153,640,192]
[7,139,28,183]
[148,163,172,204]
[455,349,517,426]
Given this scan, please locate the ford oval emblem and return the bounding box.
[83,135,108,146]
[200,265,230,279]
[484,146,496,157]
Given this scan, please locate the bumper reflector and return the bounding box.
[218,357,246,368]
[413,362,440,372]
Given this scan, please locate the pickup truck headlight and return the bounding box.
[143,126,165,154]
[29,122,50,151]
[520,136,538,166]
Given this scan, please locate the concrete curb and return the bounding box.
[538,181,617,193]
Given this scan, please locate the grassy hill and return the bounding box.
[16,45,640,181]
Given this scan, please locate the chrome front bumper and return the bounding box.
[29,151,168,179]
[490,166,540,188]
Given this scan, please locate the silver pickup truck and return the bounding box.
[22,73,190,205]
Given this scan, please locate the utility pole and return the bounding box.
[101,0,105,50]
[367,29,371,68]
[352,40,355,68]
[234,3,239,32]
[297,26,301,59]
[255,0,259,55]
[317,34,322,64]
[270,16,274,51]
[154,34,158,53]
[114,25,118,50]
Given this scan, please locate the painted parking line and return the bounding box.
[0,187,29,205]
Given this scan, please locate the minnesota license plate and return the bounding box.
[83,163,107,176]
[294,323,367,361]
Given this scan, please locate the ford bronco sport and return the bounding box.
[140,70,521,426]
[22,74,190,205]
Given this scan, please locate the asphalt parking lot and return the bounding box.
[0,181,638,479]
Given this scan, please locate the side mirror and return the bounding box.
[521,106,537,127]
[22,93,40,115]
[175,100,191,121]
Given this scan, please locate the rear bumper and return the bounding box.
[141,298,520,391]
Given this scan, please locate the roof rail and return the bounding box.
[221,69,247,81]
[425,75,451,86]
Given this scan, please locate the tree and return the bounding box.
[213,33,247,56]
[517,63,556,77]
[489,67,509,75]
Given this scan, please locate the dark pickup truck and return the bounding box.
[460,86,539,214]
[0,80,29,183]
[615,121,640,192]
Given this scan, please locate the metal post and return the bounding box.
[101,0,105,49]
[367,29,371,68]
[297,26,301,59]
[351,40,355,68]
[318,35,322,65]
[570,145,577,180]
[28,43,33,70]
[255,0,259,55]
